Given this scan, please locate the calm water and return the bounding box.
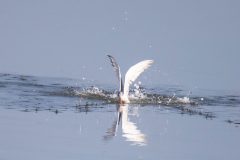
[0,73,240,160]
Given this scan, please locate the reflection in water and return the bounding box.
[104,104,147,146]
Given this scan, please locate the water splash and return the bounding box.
[62,84,197,106]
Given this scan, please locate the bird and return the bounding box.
[107,55,154,104]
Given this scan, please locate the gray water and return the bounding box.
[0,73,240,160]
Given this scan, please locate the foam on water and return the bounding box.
[65,85,194,105]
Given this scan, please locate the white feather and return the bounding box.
[107,55,123,92]
[123,60,154,97]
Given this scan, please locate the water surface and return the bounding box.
[0,73,240,160]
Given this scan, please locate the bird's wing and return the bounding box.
[107,55,124,92]
[124,60,154,97]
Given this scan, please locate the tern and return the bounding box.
[107,55,154,104]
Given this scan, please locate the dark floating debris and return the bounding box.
[177,106,215,119]
[226,119,240,126]
[55,109,59,114]
[75,101,106,113]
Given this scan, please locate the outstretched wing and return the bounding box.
[107,55,124,92]
[124,60,154,97]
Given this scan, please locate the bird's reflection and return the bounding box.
[103,104,147,146]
